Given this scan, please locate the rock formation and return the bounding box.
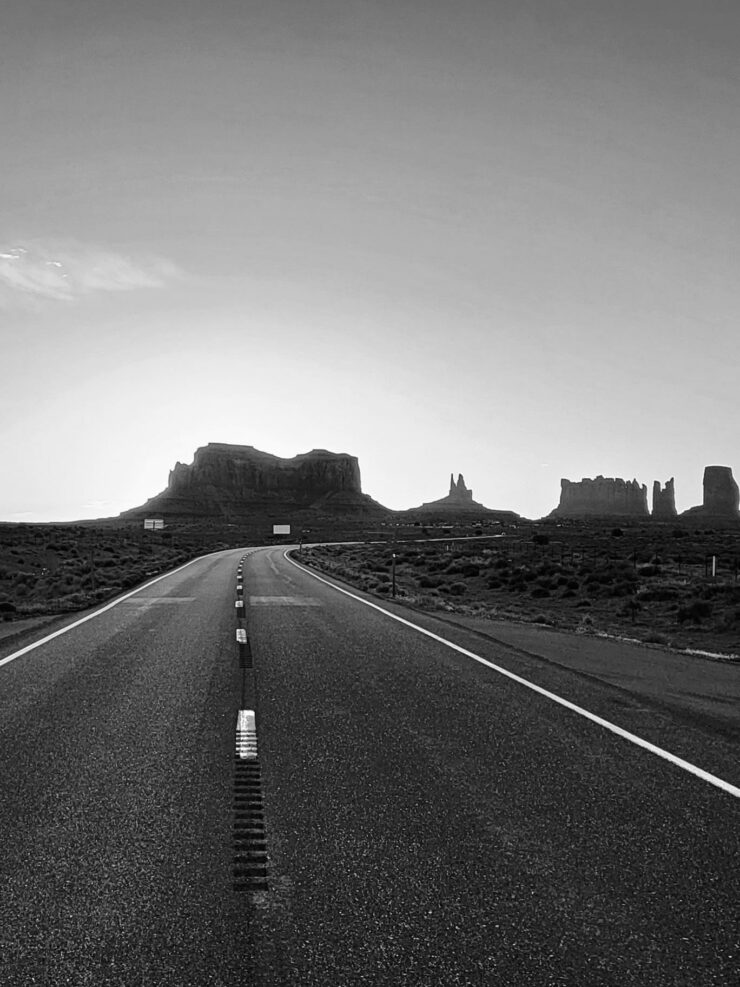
[550,476,649,518]
[406,474,519,520]
[415,473,481,510]
[682,465,739,518]
[652,478,677,518]
[122,443,387,518]
[447,473,474,505]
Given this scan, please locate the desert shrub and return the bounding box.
[637,564,660,577]
[376,584,390,594]
[677,600,712,624]
[493,557,510,570]
[531,587,551,599]
[611,581,636,597]
[611,528,624,538]
[0,601,17,614]
[701,584,740,601]
[487,578,503,589]
[459,563,480,578]
[561,589,578,598]
[644,632,669,645]
[637,586,680,602]
[575,599,591,608]
[532,533,549,546]
[418,575,442,588]
[448,582,467,596]
[428,560,449,573]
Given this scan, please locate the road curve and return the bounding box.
[0,546,737,986]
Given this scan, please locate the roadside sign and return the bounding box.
[272,524,290,535]
[143,518,165,531]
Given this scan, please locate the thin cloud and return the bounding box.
[0,241,181,306]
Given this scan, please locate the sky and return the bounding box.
[1,0,738,522]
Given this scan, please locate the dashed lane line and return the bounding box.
[236,709,258,760]
[284,551,740,800]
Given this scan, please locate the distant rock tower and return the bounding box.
[449,473,474,504]
[412,472,505,513]
[682,465,740,518]
[702,466,740,515]
[652,478,677,518]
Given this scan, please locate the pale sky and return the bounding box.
[2,0,738,521]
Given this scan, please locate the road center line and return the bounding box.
[284,551,740,800]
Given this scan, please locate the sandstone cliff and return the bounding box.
[550,476,649,518]
[122,444,387,518]
[652,478,677,518]
[682,465,739,518]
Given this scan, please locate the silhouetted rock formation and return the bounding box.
[405,474,519,520]
[416,472,483,510]
[550,476,649,518]
[652,478,677,518]
[122,443,387,518]
[448,473,474,505]
[682,465,739,518]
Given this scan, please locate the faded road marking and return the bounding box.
[249,596,322,607]
[0,553,222,670]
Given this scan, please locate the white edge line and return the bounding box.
[0,550,229,670]
[284,551,740,800]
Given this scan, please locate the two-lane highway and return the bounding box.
[1,546,738,985]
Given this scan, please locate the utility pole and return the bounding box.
[391,552,397,597]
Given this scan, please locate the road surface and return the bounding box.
[0,546,737,985]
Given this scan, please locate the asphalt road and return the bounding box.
[0,546,737,986]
